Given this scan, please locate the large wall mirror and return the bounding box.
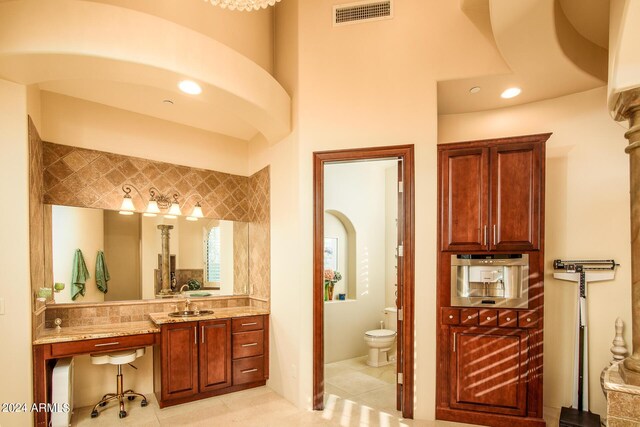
[48,204,249,304]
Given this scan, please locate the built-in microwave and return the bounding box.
[450,254,529,308]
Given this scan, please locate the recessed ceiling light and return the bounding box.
[163,99,174,105]
[501,87,521,99]
[469,86,481,94]
[178,80,202,95]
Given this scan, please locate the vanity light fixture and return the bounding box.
[178,80,202,95]
[501,87,522,99]
[119,187,136,215]
[144,200,161,217]
[119,185,204,220]
[165,200,182,219]
[186,202,204,221]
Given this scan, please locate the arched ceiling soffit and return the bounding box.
[438,0,608,115]
[0,0,291,143]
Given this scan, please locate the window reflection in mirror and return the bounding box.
[48,205,249,304]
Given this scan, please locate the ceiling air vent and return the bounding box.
[333,0,393,26]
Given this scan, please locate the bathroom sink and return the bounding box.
[167,310,214,318]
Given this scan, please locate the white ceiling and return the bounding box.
[437,0,610,115]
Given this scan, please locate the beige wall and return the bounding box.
[41,92,250,177]
[51,205,105,304]
[439,86,631,417]
[254,0,522,417]
[0,79,32,426]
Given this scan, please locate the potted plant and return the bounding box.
[324,269,342,301]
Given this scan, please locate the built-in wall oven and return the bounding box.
[450,254,529,308]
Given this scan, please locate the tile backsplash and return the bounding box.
[45,297,251,328]
[42,142,250,221]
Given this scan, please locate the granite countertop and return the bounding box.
[33,321,159,345]
[149,307,269,325]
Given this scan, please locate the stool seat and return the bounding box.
[89,347,148,419]
[91,348,145,365]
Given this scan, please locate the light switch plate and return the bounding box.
[0,298,4,315]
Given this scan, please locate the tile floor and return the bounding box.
[69,356,560,426]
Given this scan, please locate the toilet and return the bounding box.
[364,307,397,367]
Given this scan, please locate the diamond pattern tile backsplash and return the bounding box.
[43,142,250,222]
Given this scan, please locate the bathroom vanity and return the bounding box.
[32,308,269,426]
[436,133,549,427]
[150,311,269,408]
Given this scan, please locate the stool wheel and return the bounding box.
[127,396,136,401]
[99,401,107,407]
[141,399,148,407]
[91,410,99,418]
[119,410,127,419]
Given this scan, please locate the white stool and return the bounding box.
[90,348,147,419]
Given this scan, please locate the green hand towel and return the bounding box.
[95,250,110,294]
[71,249,90,301]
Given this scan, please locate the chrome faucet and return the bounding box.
[184,298,192,312]
[179,284,189,295]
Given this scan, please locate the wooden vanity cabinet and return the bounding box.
[440,134,548,252]
[160,322,200,400]
[156,314,268,408]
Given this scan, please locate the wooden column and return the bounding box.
[614,88,640,385]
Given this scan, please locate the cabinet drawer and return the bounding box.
[478,309,498,327]
[498,310,518,328]
[232,330,264,359]
[518,310,539,329]
[442,308,460,325]
[233,356,265,385]
[232,316,264,333]
[460,309,478,325]
[51,333,156,357]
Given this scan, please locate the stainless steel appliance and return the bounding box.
[450,254,529,308]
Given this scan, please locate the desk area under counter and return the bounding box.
[32,307,270,426]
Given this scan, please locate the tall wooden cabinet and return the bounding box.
[437,133,549,427]
[441,140,542,252]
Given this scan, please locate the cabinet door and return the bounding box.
[161,322,198,401]
[441,148,489,251]
[490,143,541,250]
[199,319,232,392]
[450,327,528,416]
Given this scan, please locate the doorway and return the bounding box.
[313,145,415,419]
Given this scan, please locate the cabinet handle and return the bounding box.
[242,343,258,347]
[483,225,487,246]
[493,224,497,244]
[467,315,472,320]
[526,318,532,322]
[486,317,492,321]
[194,327,197,345]
[448,315,453,320]
[453,332,457,352]
[506,317,511,322]
[202,326,205,344]
[242,322,258,326]
[94,342,119,347]
[241,368,258,374]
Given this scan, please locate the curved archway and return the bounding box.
[0,0,291,142]
[324,209,356,299]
